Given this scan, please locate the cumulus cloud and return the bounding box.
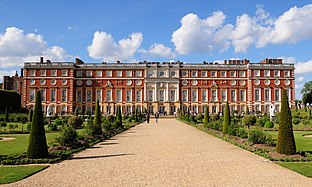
[0,27,70,68]
[87,31,143,62]
[295,60,312,74]
[172,4,312,54]
[140,43,176,59]
[172,12,233,55]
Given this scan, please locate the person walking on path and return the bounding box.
[155,112,159,123]
[146,113,150,124]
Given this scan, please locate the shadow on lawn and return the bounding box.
[71,153,133,160]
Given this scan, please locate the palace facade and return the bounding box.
[22,57,295,115]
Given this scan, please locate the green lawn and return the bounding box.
[0,133,60,155]
[0,165,48,184]
[265,131,312,151]
[278,162,312,178]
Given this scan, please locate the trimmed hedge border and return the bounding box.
[0,123,137,165]
[179,119,312,162]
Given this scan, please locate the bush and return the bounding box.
[242,115,257,128]
[48,122,58,131]
[56,125,78,146]
[211,113,220,121]
[0,121,7,128]
[223,101,230,134]
[67,116,83,129]
[236,128,248,138]
[264,121,274,128]
[249,131,267,144]
[292,118,300,125]
[257,116,269,127]
[26,123,31,131]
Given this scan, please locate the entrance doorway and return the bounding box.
[148,105,154,114]
[159,105,165,114]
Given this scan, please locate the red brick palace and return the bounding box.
[22,57,295,115]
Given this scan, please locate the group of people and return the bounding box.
[144,112,160,124]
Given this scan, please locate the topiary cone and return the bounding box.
[222,101,230,134]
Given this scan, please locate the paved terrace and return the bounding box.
[5,119,312,187]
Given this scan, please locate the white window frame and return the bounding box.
[61,70,68,76]
[230,90,236,102]
[116,71,122,77]
[182,90,188,102]
[192,71,198,77]
[106,70,112,77]
[136,70,142,77]
[211,90,217,102]
[192,89,198,102]
[147,70,154,77]
[264,89,271,102]
[274,89,281,101]
[136,90,142,102]
[274,70,280,77]
[220,71,226,77]
[182,71,188,77]
[116,90,122,102]
[264,70,270,77]
[221,90,227,102]
[30,70,36,76]
[126,90,132,102]
[86,90,92,102]
[96,89,102,102]
[254,88,261,102]
[201,71,207,77]
[239,71,245,77]
[159,89,165,102]
[76,71,83,77]
[159,71,165,77]
[170,71,176,77]
[51,89,57,102]
[126,70,132,77]
[29,89,35,102]
[254,70,260,77]
[86,70,93,77]
[148,90,154,102]
[61,89,67,102]
[230,71,236,77]
[106,90,111,102]
[76,90,82,102]
[40,89,46,102]
[96,70,102,77]
[202,90,207,102]
[240,90,246,102]
[211,71,217,77]
[40,70,46,76]
[170,89,176,102]
[51,69,57,76]
[284,70,290,77]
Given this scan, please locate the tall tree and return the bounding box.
[115,106,123,129]
[301,81,312,105]
[27,90,48,158]
[92,100,103,135]
[204,107,209,125]
[222,101,230,134]
[276,89,296,155]
[28,108,33,122]
[4,107,9,122]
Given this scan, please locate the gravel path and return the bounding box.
[4,119,312,187]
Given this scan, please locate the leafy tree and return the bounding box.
[222,101,230,134]
[27,91,48,159]
[242,114,256,139]
[276,89,296,155]
[68,116,83,129]
[204,107,209,125]
[4,107,9,122]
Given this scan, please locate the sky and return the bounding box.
[0,0,312,99]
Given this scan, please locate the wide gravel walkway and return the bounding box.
[4,119,312,187]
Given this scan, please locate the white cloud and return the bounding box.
[295,60,312,74]
[0,70,17,82]
[297,76,305,82]
[140,43,176,59]
[87,31,143,62]
[172,12,233,55]
[172,4,312,54]
[0,27,70,68]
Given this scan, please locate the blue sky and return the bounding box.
[0,0,312,99]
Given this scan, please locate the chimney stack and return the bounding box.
[40,57,44,63]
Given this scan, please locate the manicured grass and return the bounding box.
[278,162,312,178]
[265,131,312,151]
[0,165,48,184]
[0,133,60,155]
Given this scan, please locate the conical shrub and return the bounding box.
[4,107,9,122]
[92,100,103,135]
[204,107,209,125]
[115,106,123,129]
[276,89,296,155]
[222,101,230,134]
[27,90,48,158]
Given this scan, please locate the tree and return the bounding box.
[115,106,123,129]
[242,114,257,139]
[28,108,33,122]
[204,107,209,125]
[4,107,9,122]
[27,90,48,158]
[222,101,230,134]
[301,81,312,107]
[92,100,103,135]
[276,89,296,155]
